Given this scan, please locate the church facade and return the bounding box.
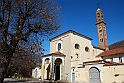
[40,8,124,83]
[41,30,104,82]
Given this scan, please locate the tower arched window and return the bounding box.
[100,38,103,42]
[99,30,102,32]
[97,14,100,18]
[58,43,61,51]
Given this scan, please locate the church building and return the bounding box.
[40,8,124,83]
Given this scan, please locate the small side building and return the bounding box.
[32,67,41,78]
[97,47,124,83]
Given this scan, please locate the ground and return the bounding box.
[4,78,41,83]
[3,78,69,83]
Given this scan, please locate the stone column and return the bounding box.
[41,58,44,80]
[51,55,55,80]
[50,63,52,79]
[41,65,45,80]
[61,65,65,80]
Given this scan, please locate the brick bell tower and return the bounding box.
[95,8,109,50]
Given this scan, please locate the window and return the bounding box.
[97,13,100,17]
[100,38,103,42]
[75,44,79,49]
[99,30,102,32]
[111,58,113,62]
[58,43,61,51]
[98,26,102,29]
[97,13,100,15]
[45,58,50,64]
[56,40,62,52]
[119,57,122,63]
[76,53,79,58]
[72,67,75,71]
[71,56,73,59]
[85,47,89,52]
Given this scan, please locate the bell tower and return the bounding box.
[95,8,109,50]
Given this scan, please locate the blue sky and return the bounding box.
[43,0,124,54]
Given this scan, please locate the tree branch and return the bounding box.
[5,0,12,28]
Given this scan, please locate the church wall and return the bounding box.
[69,33,104,82]
[77,67,89,83]
[69,33,92,82]
[49,31,104,82]
[50,33,72,82]
[76,64,104,83]
[103,65,124,83]
[93,48,104,60]
[70,33,93,62]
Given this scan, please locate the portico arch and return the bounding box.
[41,52,66,81]
[54,58,62,81]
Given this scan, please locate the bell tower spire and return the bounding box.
[95,7,109,50]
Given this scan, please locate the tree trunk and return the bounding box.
[0,62,6,83]
[0,43,15,83]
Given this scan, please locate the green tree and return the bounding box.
[0,0,60,82]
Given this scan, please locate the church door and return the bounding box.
[72,73,75,82]
[54,58,62,81]
[89,67,100,83]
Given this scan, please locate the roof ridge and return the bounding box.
[50,30,92,41]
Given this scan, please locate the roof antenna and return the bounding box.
[97,3,100,8]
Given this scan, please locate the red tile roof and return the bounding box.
[78,66,85,68]
[51,51,66,56]
[83,60,103,64]
[103,61,124,66]
[96,47,124,57]
[43,51,66,57]
[78,60,124,67]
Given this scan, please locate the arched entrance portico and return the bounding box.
[54,58,62,81]
[89,67,100,83]
[41,52,65,81]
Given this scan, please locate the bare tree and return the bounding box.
[0,0,60,82]
[7,45,40,78]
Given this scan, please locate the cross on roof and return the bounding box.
[97,3,100,8]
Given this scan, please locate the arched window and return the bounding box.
[76,53,79,58]
[75,44,79,49]
[85,46,89,52]
[45,58,50,64]
[56,40,62,52]
[100,38,103,42]
[58,43,61,51]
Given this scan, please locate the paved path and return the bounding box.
[3,78,41,83]
[3,78,70,83]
